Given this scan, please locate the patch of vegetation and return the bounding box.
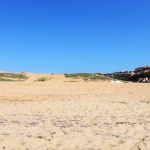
[0,73,28,79]
[37,77,47,82]
[0,78,16,82]
[0,73,28,82]
[113,75,132,81]
[65,73,112,81]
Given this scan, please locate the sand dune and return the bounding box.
[0,73,150,149]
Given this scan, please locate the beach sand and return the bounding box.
[0,73,150,150]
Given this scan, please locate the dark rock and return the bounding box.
[104,65,150,83]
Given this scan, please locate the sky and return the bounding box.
[0,0,150,73]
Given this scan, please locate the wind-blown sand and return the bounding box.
[0,73,150,150]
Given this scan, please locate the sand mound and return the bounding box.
[0,73,150,149]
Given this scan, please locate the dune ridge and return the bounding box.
[0,73,150,149]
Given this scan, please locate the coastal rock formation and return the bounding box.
[132,66,150,82]
[105,66,150,82]
[135,66,150,72]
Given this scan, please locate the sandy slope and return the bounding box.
[0,73,150,150]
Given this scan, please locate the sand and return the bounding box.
[0,73,150,150]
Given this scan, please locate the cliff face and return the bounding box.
[132,66,150,82]
[106,66,150,82]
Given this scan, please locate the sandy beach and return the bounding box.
[0,73,150,150]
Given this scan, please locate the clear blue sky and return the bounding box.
[0,0,150,73]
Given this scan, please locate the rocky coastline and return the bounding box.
[105,66,150,82]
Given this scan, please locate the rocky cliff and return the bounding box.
[132,66,150,82]
[105,66,150,82]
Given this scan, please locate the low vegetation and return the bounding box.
[65,73,112,81]
[37,77,47,82]
[0,73,28,79]
[0,72,28,82]
[112,75,132,81]
[0,78,16,82]
[35,77,52,82]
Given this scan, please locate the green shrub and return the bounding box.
[37,77,47,82]
[65,73,112,81]
[0,73,28,79]
[0,78,16,82]
[0,73,29,82]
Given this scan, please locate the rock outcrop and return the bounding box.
[105,66,150,82]
[131,66,150,82]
